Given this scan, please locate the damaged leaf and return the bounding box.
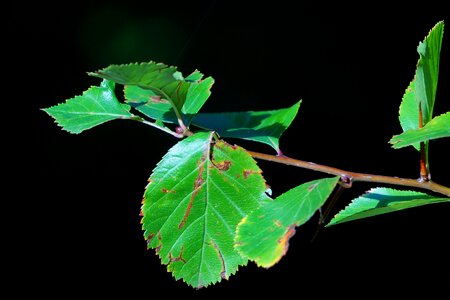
[235,177,339,268]
[141,132,270,288]
[90,62,213,125]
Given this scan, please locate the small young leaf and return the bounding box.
[398,79,420,150]
[90,62,213,125]
[327,188,449,226]
[182,76,215,123]
[415,21,444,125]
[141,132,270,288]
[235,177,339,268]
[43,80,131,134]
[192,101,301,153]
[390,112,450,148]
[124,85,177,123]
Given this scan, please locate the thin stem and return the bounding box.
[419,141,430,181]
[247,151,450,197]
[418,106,430,181]
[128,115,184,138]
[311,183,347,242]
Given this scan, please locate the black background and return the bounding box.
[9,1,449,296]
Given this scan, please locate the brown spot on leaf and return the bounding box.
[211,240,227,280]
[149,95,169,104]
[278,225,296,257]
[147,178,152,183]
[168,245,186,263]
[178,143,209,229]
[243,169,261,179]
[274,220,282,227]
[161,188,176,194]
[155,231,163,254]
[308,183,319,192]
[215,160,232,171]
[147,233,155,242]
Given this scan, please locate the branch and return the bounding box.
[128,115,184,138]
[247,151,450,197]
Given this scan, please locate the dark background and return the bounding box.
[8,1,449,296]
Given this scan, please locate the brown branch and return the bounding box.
[247,151,450,197]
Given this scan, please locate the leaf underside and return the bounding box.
[192,101,301,153]
[43,80,131,133]
[327,188,450,226]
[124,85,177,123]
[141,132,270,288]
[235,177,339,268]
[390,112,450,148]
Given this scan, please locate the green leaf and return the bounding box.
[235,177,339,268]
[43,80,131,134]
[124,85,177,123]
[390,112,450,148]
[398,79,420,150]
[182,76,215,123]
[90,62,213,124]
[415,21,444,125]
[192,101,301,153]
[141,132,270,288]
[327,188,449,226]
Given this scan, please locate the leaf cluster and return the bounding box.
[44,22,449,288]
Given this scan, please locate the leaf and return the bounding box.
[90,62,213,124]
[192,101,301,153]
[327,188,449,226]
[390,112,450,148]
[182,76,215,123]
[415,21,444,125]
[124,85,178,123]
[141,132,271,288]
[42,80,131,134]
[235,177,339,268]
[398,79,420,150]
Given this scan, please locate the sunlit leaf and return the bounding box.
[235,177,339,268]
[415,21,444,125]
[183,76,215,123]
[390,112,450,148]
[327,188,449,226]
[141,132,270,288]
[398,79,420,150]
[90,62,213,124]
[43,80,131,133]
[193,101,301,153]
